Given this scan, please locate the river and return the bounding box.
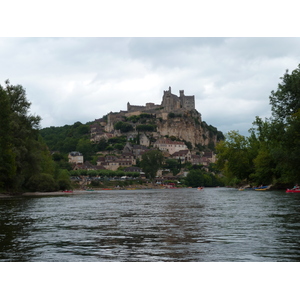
[1,187,300,262]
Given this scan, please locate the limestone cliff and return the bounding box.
[93,87,224,150]
[156,110,220,148]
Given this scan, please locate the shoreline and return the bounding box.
[0,185,167,198]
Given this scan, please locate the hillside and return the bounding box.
[40,87,224,159]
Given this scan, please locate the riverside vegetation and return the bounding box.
[0,81,223,194]
[1,64,300,193]
[216,64,300,189]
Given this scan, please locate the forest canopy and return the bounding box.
[216,64,300,188]
[0,80,71,192]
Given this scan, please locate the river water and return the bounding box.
[1,187,300,262]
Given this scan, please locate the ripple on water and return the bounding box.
[1,188,300,261]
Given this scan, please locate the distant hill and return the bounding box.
[39,87,224,159]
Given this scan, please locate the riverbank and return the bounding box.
[0,184,168,198]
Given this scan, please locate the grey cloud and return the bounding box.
[1,37,300,137]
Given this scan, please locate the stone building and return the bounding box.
[161,87,195,111]
[68,151,84,164]
[126,87,195,114]
[153,138,188,155]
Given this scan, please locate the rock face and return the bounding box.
[156,111,217,148]
[94,87,223,149]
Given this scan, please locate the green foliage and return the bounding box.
[76,138,94,161]
[114,121,134,133]
[141,150,164,180]
[184,169,222,187]
[40,121,92,154]
[114,143,124,150]
[216,131,256,184]
[168,112,182,118]
[136,124,156,132]
[216,64,300,187]
[0,80,60,192]
[184,141,193,150]
[27,173,58,192]
[96,138,109,151]
[165,158,181,176]
[57,169,72,190]
[269,64,300,122]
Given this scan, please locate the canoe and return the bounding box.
[254,185,271,191]
[286,189,300,193]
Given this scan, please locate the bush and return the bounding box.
[27,173,59,192]
[58,178,73,190]
[114,121,134,133]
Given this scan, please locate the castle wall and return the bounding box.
[161,87,195,112]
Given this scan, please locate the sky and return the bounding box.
[1,2,300,137]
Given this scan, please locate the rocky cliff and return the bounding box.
[156,110,221,148]
[93,87,224,150]
[97,108,223,151]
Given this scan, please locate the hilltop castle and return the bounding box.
[91,86,223,150]
[127,87,195,113]
[104,87,200,134]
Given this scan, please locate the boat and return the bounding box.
[197,187,204,190]
[63,190,73,193]
[254,185,271,191]
[286,189,300,193]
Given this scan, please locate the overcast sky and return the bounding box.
[1,37,300,136]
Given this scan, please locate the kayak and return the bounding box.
[286,189,300,193]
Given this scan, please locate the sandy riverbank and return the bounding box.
[0,185,167,198]
[0,190,96,198]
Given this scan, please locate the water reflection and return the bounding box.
[1,189,300,261]
[0,198,39,261]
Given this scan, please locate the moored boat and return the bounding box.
[254,185,271,191]
[286,189,300,193]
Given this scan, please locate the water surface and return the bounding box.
[1,188,300,261]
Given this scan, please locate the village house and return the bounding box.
[191,154,202,165]
[153,138,188,155]
[124,166,142,173]
[132,145,149,160]
[139,133,150,147]
[96,153,135,171]
[73,161,106,171]
[203,151,217,163]
[122,143,149,160]
[68,151,84,164]
[171,149,192,162]
[199,156,210,166]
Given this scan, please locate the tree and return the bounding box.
[76,138,94,160]
[185,169,205,187]
[216,131,255,184]
[269,64,300,122]
[114,121,133,133]
[165,158,181,176]
[0,85,16,189]
[140,150,164,181]
[57,169,72,190]
[0,80,50,191]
